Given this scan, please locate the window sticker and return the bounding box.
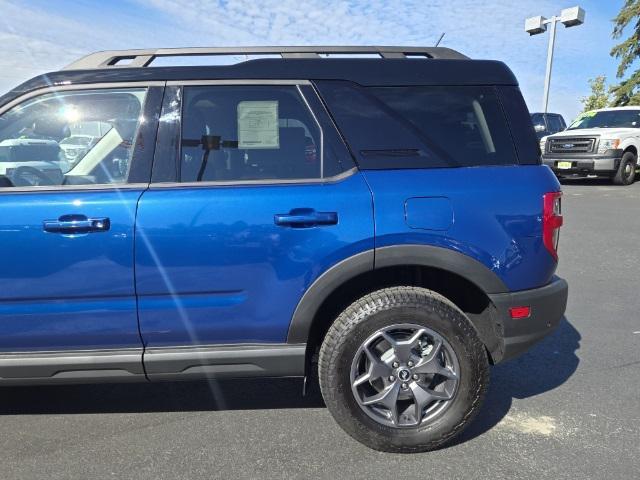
[237,101,279,149]
[573,110,596,122]
[568,110,596,129]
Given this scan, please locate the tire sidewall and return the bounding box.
[321,290,488,452]
[614,152,637,185]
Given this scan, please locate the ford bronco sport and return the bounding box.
[0,46,568,453]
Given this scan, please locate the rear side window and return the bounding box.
[548,115,563,133]
[497,86,540,165]
[180,86,321,182]
[368,86,516,167]
[558,116,567,130]
[531,113,545,126]
[316,81,517,169]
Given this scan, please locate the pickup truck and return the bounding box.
[541,107,639,185]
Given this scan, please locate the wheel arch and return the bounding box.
[287,245,509,369]
[623,144,637,156]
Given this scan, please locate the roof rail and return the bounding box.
[63,46,469,70]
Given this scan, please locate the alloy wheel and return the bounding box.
[350,323,460,428]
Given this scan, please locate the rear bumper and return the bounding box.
[542,150,622,177]
[489,276,568,363]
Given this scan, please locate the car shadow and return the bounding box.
[0,318,580,448]
[559,178,613,186]
[0,373,324,416]
[451,316,581,445]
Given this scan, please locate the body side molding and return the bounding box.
[0,344,306,385]
[144,344,306,381]
[0,348,144,385]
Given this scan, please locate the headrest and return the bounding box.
[32,117,70,139]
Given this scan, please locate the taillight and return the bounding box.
[543,191,563,261]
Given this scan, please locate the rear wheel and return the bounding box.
[613,151,636,185]
[318,286,489,453]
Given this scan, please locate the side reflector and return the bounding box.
[509,306,531,319]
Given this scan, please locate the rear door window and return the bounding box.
[180,85,322,182]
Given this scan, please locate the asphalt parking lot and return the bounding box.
[1,179,639,480]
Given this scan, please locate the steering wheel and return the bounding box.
[10,166,56,187]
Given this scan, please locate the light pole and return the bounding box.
[525,6,585,114]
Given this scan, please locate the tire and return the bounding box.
[318,286,489,453]
[613,151,637,185]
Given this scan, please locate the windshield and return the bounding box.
[60,136,92,146]
[568,110,640,130]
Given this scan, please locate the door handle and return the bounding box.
[43,214,111,234]
[274,208,338,228]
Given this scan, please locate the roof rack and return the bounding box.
[63,46,468,70]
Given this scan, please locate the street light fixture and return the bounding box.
[525,6,585,114]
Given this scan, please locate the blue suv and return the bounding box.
[0,46,568,452]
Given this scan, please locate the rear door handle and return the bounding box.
[43,214,111,234]
[274,208,338,228]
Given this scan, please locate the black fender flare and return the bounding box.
[286,244,507,344]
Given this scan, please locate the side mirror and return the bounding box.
[534,124,546,133]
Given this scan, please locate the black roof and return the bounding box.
[0,58,518,108]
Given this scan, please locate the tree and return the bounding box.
[580,76,611,112]
[610,0,640,106]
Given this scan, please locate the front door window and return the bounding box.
[0,88,148,188]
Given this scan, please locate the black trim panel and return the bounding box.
[287,250,374,343]
[128,85,165,184]
[144,344,306,381]
[375,245,507,294]
[0,344,307,385]
[286,245,506,344]
[489,275,568,362]
[0,348,144,385]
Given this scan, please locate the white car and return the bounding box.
[541,106,640,185]
[0,138,70,186]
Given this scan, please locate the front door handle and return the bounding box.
[43,214,111,234]
[274,208,338,228]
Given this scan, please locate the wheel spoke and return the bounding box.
[352,372,371,387]
[362,344,392,382]
[362,382,400,407]
[412,339,457,379]
[381,329,425,363]
[409,382,453,425]
[413,358,457,379]
[409,382,431,425]
[362,382,401,424]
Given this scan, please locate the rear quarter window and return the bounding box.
[316,81,521,169]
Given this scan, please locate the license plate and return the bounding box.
[557,161,572,170]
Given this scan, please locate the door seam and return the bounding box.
[134,81,167,381]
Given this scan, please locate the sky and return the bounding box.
[0,0,628,123]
